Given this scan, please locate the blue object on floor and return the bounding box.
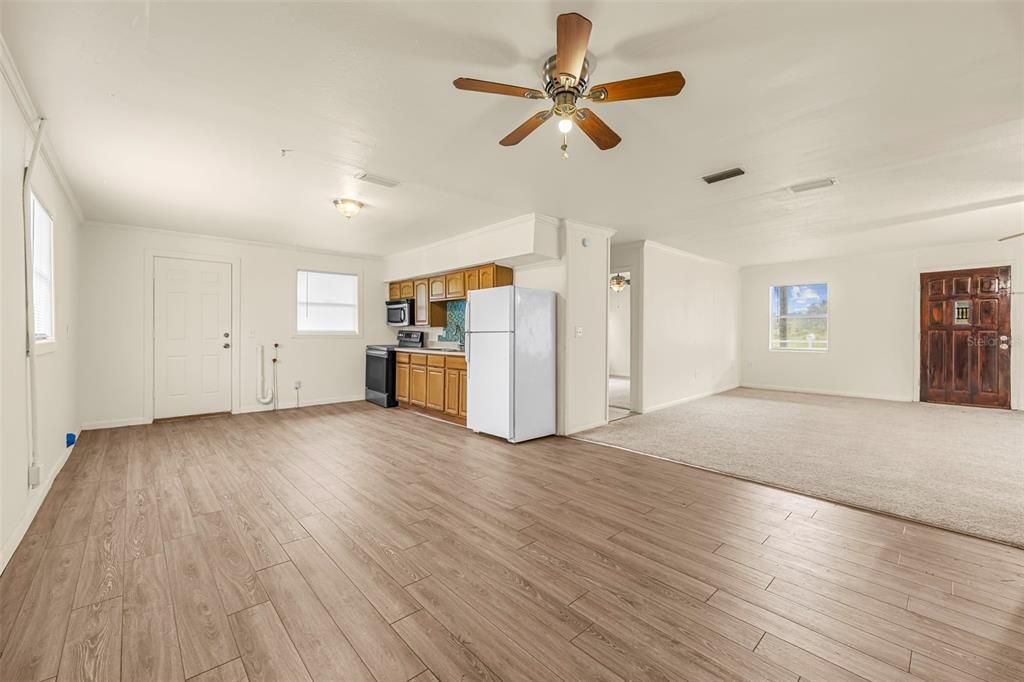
[66,432,76,447]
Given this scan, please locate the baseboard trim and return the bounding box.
[566,419,609,435]
[641,385,738,414]
[0,434,79,572]
[81,416,151,430]
[739,383,910,403]
[235,394,365,414]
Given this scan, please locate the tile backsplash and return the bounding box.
[437,299,466,345]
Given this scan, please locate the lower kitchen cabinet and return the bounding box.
[396,352,468,423]
[395,355,410,402]
[409,355,427,407]
[426,356,446,411]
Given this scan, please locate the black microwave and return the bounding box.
[386,299,415,327]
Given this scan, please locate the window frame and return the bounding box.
[30,191,57,352]
[294,268,362,338]
[768,282,829,353]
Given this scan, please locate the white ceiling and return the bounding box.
[4,1,1022,265]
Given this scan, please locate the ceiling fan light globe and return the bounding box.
[558,118,573,134]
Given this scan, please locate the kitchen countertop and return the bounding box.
[398,347,465,356]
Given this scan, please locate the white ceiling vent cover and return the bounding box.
[788,177,837,193]
[354,171,401,188]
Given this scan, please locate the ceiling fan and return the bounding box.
[453,12,685,157]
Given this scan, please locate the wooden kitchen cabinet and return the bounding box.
[409,357,427,407]
[444,367,460,416]
[388,282,401,300]
[413,279,446,327]
[464,268,479,291]
[426,357,446,411]
[395,353,410,402]
[429,276,446,301]
[444,355,468,420]
[445,271,465,299]
[399,280,414,299]
[477,264,513,290]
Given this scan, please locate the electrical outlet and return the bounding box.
[293,380,302,390]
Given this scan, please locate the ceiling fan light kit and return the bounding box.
[453,12,685,156]
[333,198,363,219]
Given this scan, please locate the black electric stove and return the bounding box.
[365,330,423,407]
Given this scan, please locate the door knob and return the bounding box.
[223,343,231,349]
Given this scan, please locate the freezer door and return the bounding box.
[466,331,512,439]
[467,286,514,333]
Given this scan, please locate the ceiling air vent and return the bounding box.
[788,177,837,193]
[354,171,401,188]
[702,167,745,184]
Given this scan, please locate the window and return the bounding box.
[770,283,828,351]
[296,270,359,334]
[31,193,55,343]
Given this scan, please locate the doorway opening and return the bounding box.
[608,271,633,421]
[920,266,1011,408]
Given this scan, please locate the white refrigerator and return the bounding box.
[466,286,556,443]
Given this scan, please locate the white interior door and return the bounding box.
[154,257,232,418]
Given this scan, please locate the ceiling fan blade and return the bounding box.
[998,232,1024,242]
[556,12,592,84]
[500,110,553,146]
[453,77,545,99]
[589,71,686,102]
[574,108,621,150]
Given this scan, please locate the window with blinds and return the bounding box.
[296,270,359,334]
[31,193,55,342]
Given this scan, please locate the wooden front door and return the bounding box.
[920,266,1011,408]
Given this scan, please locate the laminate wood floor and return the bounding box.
[2,401,1023,681]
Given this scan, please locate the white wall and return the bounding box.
[563,221,614,433]
[740,238,1024,408]
[514,219,615,435]
[1,61,82,568]
[640,241,741,413]
[608,281,630,377]
[78,222,391,428]
[386,213,561,281]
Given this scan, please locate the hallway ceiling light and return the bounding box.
[609,273,629,291]
[333,198,363,219]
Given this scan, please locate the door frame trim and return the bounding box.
[144,250,242,423]
[912,259,1019,411]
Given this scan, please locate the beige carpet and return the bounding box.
[579,388,1024,547]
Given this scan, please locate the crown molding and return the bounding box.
[0,32,85,222]
[84,220,385,261]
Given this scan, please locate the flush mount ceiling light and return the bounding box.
[788,177,837,193]
[609,273,630,292]
[333,198,363,219]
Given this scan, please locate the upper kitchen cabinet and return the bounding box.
[478,264,513,289]
[445,271,465,299]
[429,276,446,301]
[391,263,513,309]
[414,279,446,327]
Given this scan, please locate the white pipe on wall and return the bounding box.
[256,344,274,405]
[23,118,46,488]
